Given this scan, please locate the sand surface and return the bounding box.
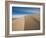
[12,15,40,31]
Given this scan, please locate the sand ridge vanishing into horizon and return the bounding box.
[12,14,40,31]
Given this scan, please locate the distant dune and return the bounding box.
[12,14,40,31]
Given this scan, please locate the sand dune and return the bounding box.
[24,15,40,30]
[12,15,40,31]
[12,17,25,31]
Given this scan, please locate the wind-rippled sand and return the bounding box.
[12,15,40,31]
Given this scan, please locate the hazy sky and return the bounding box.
[12,7,40,15]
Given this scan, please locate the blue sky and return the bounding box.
[12,7,40,15]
